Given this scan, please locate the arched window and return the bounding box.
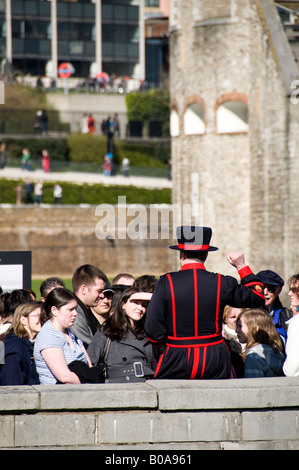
[216,98,248,134]
[170,108,179,137]
[184,103,205,135]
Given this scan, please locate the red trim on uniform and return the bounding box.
[215,273,221,333]
[154,351,164,378]
[166,339,224,348]
[190,347,200,379]
[146,336,165,347]
[245,281,263,287]
[251,290,266,300]
[238,265,252,278]
[178,243,210,250]
[242,281,265,300]
[193,269,198,336]
[154,346,169,378]
[167,274,176,337]
[199,347,207,378]
[168,333,222,341]
[181,263,206,271]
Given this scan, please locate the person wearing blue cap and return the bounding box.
[145,226,266,380]
[256,270,292,347]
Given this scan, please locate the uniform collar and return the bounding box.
[181,262,206,271]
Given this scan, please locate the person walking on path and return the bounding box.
[41,149,50,173]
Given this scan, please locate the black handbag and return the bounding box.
[67,337,111,384]
[66,360,106,384]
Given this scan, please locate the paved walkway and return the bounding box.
[0,166,172,190]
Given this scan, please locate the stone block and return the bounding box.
[15,413,96,447]
[243,410,299,442]
[33,383,157,410]
[0,386,39,411]
[221,440,289,450]
[147,377,299,411]
[0,416,14,447]
[97,411,242,444]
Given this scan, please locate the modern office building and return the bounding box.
[0,0,144,79]
[144,0,169,87]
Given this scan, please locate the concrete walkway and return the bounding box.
[0,166,172,190]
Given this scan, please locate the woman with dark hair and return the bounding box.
[87,286,155,383]
[34,288,99,384]
[0,302,42,385]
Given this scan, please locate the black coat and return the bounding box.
[87,328,155,383]
[0,332,40,385]
[145,263,265,380]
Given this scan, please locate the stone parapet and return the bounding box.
[1,377,299,449]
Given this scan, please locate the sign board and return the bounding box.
[58,62,73,79]
[0,251,32,292]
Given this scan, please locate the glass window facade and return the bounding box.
[1,0,141,78]
[145,0,159,6]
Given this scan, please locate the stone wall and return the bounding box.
[169,0,299,284]
[46,92,128,136]
[1,377,299,450]
[0,205,176,279]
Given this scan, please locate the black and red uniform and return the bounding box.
[145,263,265,379]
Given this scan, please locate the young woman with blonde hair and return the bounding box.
[0,302,42,385]
[236,309,285,378]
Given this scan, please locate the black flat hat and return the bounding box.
[169,226,218,251]
[256,270,284,287]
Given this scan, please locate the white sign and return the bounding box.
[0,264,23,292]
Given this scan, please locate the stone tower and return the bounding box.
[169,0,299,285]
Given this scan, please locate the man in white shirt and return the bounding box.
[283,274,299,376]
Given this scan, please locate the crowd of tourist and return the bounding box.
[0,225,298,386]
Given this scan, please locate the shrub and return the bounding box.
[126,88,170,136]
[67,134,169,168]
[3,138,69,161]
[2,135,170,169]
[67,134,110,164]
[0,178,171,205]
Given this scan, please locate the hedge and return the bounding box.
[3,137,69,162]
[2,135,170,168]
[0,178,171,205]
